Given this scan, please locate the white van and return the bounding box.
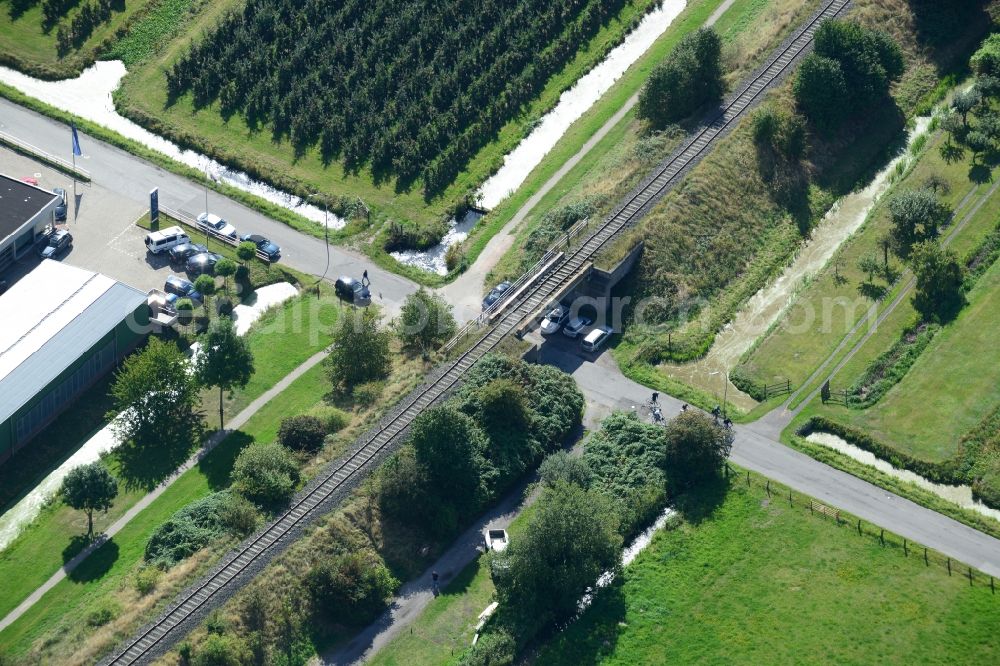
[145,226,191,254]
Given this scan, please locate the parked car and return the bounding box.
[37,229,73,259]
[484,529,509,552]
[145,226,191,254]
[482,281,512,311]
[186,251,223,275]
[581,325,613,353]
[196,212,238,239]
[539,305,569,335]
[562,315,593,339]
[53,187,67,222]
[163,275,202,303]
[334,276,371,306]
[168,242,208,264]
[240,234,281,261]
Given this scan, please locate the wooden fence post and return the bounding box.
[947,558,952,576]
[903,539,907,557]
[857,519,861,535]
[788,489,793,507]
[924,548,928,566]
[746,471,751,487]
[879,529,884,546]
[991,577,995,594]
[766,480,771,497]
[968,568,974,587]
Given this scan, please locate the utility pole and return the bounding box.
[307,193,331,297]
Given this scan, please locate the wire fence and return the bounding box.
[725,464,999,594]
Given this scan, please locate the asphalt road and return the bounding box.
[0,98,418,317]
[536,340,1000,579]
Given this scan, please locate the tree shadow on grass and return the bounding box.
[969,163,993,185]
[66,539,119,583]
[198,431,254,491]
[115,436,198,492]
[521,581,627,664]
[672,474,729,525]
[857,281,888,302]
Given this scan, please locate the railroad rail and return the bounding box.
[103,0,850,661]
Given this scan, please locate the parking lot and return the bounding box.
[1,146,181,294]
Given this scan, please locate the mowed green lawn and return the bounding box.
[0,290,337,624]
[740,131,990,394]
[830,258,1000,462]
[0,360,330,662]
[536,481,1000,665]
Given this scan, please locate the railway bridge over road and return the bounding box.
[103,0,854,662]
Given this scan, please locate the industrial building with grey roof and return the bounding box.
[0,260,148,466]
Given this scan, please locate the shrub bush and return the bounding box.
[231,443,300,505]
[192,634,250,666]
[458,628,516,666]
[277,415,327,452]
[538,451,593,489]
[306,404,351,433]
[134,566,161,596]
[306,551,399,624]
[145,491,240,566]
[637,28,723,128]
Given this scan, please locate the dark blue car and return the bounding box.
[241,234,281,262]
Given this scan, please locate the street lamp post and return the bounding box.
[306,193,330,297]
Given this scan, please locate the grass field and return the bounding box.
[0,0,159,78]
[814,259,1000,462]
[534,479,1000,665]
[0,361,329,662]
[0,287,338,626]
[738,129,993,395]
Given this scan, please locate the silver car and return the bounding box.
[562,316,593,338]
[581,325,613,353]
[540,306,569,335]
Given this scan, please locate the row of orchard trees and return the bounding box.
[166,0,625,197]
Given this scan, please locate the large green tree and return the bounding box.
[662,411,733,490]
[109,338,200,449]
[196,316,255,428]
[637,28,723,129]
[909,240,965,322]
[887,188,950,258]
[326,307,392,391]
[61,461,118,537]
[409,406,492,507]
[492,482,621,630]
[396,288,456,354]
[794,20,903,132]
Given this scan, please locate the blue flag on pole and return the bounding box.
[71,123,82,157]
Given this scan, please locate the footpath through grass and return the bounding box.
[811,258,1000,463]
[739,130,989,399]
[0,289,338,625]
[535,478,1000,664]
[0,360,329,661]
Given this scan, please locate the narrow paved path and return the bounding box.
[756,175,1000,437]
[320,336,1000,666]
[439,0,740,321]
[542,344,1000,578]
[0,349,329,634]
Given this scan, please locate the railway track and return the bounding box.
[103,0,849,661]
